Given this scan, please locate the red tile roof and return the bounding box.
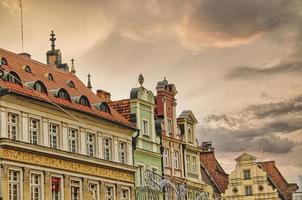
[200,151,229,193]
[259,161,298,200]
[109,99,131,121]
[0,48,136,130]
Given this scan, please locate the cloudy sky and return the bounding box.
[1,0,301,184]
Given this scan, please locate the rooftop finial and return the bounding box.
[50,30,56,51]
[87,74,92,90]
[138,73,144,87]
[70,58,76,74]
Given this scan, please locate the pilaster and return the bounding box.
[116,184,121,200]
[100,182,106,200]
[64,175,71,200]
[21,113,28,143]
[42,118,49,147]
[1,164,9,200]
[44,172,52,200]
[0,109,7,138]
[23,168,31,200]
[62,123,68,151]
[82,178,91,200]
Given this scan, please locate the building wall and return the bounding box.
[0,95,136,200]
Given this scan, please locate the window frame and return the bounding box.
[173,151,179,169]
[142,119,149,136]
[245,185,253,196]
[30,172,43,200]
[105,185,115,200]
[103,137,112,160]
[121,188,130,200]
[243,169,251,180]
[51,176,62,200]
[7,112,18,140]
[86,133,96,157]
[163,148,170,167]
[49,123,60,149]
[167,119,172,134]
[70,179,81,200]
[68,128,78,153]
[29,118,40,145]
[9,168,22,200]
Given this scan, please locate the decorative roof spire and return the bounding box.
[70,58,76,74]
[138,73,144,87]
[50,30,56,51]
[87,74,92,90]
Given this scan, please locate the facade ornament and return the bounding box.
[50,30,56,51]
[87,74,92,90]
[138,74,144,87]
[70,58,76,74]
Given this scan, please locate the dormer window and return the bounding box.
[1,57,8,65]
[7,72,22,85]
[34,81,47,94]
[67,80,75,88]
[48,73,54,81]
[79,96,90,107]
[50,88,71,102]
[23,65,31,73]
[93,102,111,114]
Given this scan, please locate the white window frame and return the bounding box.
[121,188,130,200]
[68,128,78,153]
[51,176,63,200]
[30,172,43,200]
[71,179,81,200]
[86,133,96,157]
[49,123,59,149]
[245,185,253,196]
[163,148,169,167]
[186,154,191,173]
[9,168,22,200]
[142,119,149,136]
[8,112,18,140]
[167,119,172,134]
[103,137,112,160]
[105,185,115,200]
[137,164,145,186]
[192,156,197,174]
[243,169,251,180]
[173,151,179,169]
[88,182,99,200]
[188,127,193,143]
[119,141,127,164]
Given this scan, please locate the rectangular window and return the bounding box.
[68,128,78,153]
[186,154,191,173]
[245,186,253,196]
[9,170,20,200]
[243,169,251,180]
[167,119,172,133]
[138,165,144,186]
[174,151,179,169]
[192,156,196,174]
[164,149,169,167]
[103,138,112,160]
[188,128,193,143]
[89,183,98,200]
[29,118,40,145]
[8,113,18,140]
[86,133,96,157]
[119,141,127,164]
[31,174,41,200]
[106,186,114,200]
[142,120,149,136]
[71,180,80,200]
[121,189,129,200]
[52,177,61,200]
[50,123,59,149]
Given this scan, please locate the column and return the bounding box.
[1,164,9,200]
[23,168,31,199]
[0,108,7,138]
[42,118,49,147]
[64,175,71,200]
[62,123,68,151]
[44,172,52,200]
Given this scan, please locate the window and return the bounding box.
[151,168,158,181]
[192,156,197,174]
[89,183,98,200]
[142,120,149,136]
[174,151,179,169]
[34,81,47,94]
[103,138,112,160]
[68,128,78,153]
[243,169,251,180]
[8,113,18,140]
[119,142,127,164]
[48,73,54,81]
[52,177,61,200]
[86,133,96,157]
[29,118,39,145]
[67,80,75,88]
[79,96,90,107]
[9,170,20,200]
[186,154,191,173]
[163,149,169,167]
[100,102,111,114]
[106,186,114,200]
[71,180,80,200]
[188,127,193,143]
[50,123,59,149]
[1,57,8,65]
[7,72,22,85]
[167,119,172,133]
[57,89,71,102]
[138,165,144,186]
[24,65,31,73]
[121,189,129,200]
[31,174,41,200]
[245,186,253,196]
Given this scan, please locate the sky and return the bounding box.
[0,0,301,184]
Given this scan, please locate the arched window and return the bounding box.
[23,65,31,73]
[7,72,22,85]
[57,89,71,102]
[34,81,47,94]
[48,73,54,81]
[79,96,90,107]
[100,102,111,114]
[67,80,75,88]
[1,57,8,65]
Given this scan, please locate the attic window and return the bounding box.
[79,96,90,107]
[23,65,31,73]
[34,81,47,94]
[1,57,8,65]
[57,89,71,102]
[67,80,75,88]
[48,73,54,81]
[100,102,111,114]
[7,72,22,85]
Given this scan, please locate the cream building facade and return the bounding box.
[223,153,280,200]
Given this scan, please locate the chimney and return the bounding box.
[201,141,214,152]
[46,30,69,71]
[18,52,31,59]
[96,89,111,102]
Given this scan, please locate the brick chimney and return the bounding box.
[96,89,111,102]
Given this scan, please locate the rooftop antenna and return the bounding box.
[19,0,24,52]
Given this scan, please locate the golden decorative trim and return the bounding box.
[0,148,134,183]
